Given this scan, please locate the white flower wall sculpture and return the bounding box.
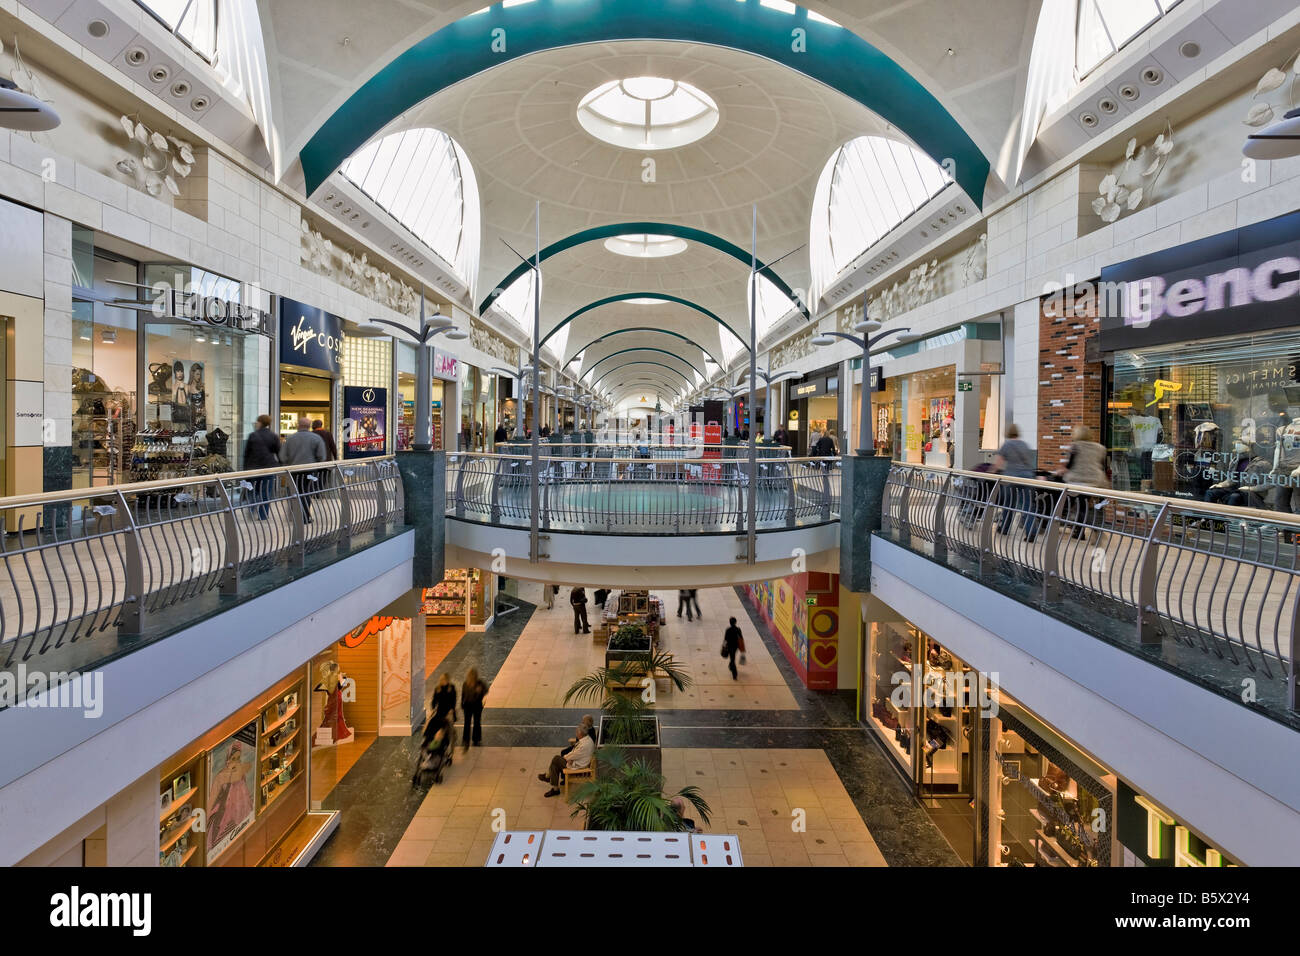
[1243,50,1298,131]
[1091,121,1175,223]
[868,259,940,323]
[117,113,194,198]
[299,218,419,316]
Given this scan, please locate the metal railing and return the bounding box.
[881,463,1300,713]
[0,457,404,667]
[447,452,839,534]
[495,441,793,462]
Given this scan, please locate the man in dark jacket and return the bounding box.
[812,432,839,457]
[570,587,590,634]
[243,414,280,519]
[312,419,339,460]
[494,423,508,445]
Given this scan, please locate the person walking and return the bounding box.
[722,616,744,681]
[312,418,339,460]
[1056,425,1110,538]
[494,422,508,445]
[242,414,280,519]
[677,588,693,622]
[461,668,488,750]
[812,430,839,457]
[280,416,328,523]
[429,673,457,727]
[570,586,590,634]
[688,588,702,620]
[994,423,1039,539]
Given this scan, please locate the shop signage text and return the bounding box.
[868,367,885,392]
[342,385,387,459]
[152,285,273,336]
[279,297,343,374]
[1102,209,1300,350]
[342,615,394,648]
[433,351,459,381]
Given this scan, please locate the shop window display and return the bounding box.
[985,701,1114,868]
[1106,330,1300,511]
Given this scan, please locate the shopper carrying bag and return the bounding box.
[722,617,743,681]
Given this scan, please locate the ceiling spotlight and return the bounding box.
[1244,107,1300,159]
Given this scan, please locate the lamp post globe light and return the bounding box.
[356,289,466,452]
[811,306,914,456]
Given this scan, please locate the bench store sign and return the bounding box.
[279,297,344,374]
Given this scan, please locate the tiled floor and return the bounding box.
[315,585,959,868]
[486,586,798,711]
[387,747,885,867]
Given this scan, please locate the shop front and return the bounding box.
[461,364,497,451]
[309,614,416,805]
[395,344,460,451]
[1114,780,1239,867]
[790,371,838,455]
[128,263,273,480]
[158,668,335,867]
[745,572,845,690]
[423,567,495,632]
[1100,209,1300,506]
[861,612,1117,867]
[278,297,343,441]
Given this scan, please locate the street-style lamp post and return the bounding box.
[489,362,537,440]
[811,310,914,456]
[357,288,468,451]
[735,366,799,441]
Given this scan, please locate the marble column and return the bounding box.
[395,449,446,588]
[840,454,893,594]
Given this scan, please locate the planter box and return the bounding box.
[605,634,653,674]
[596,716,661,779]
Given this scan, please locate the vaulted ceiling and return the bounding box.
[256,0,1042,406]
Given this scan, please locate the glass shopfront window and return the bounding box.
[140,323,264,478]
[460,365,495,451]
[1106,329,1300,505]
[896,366,955,466]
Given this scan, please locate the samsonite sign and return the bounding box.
[1101,209,1300,351]
[279,297,343,374]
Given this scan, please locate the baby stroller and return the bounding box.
[412,716,454,786]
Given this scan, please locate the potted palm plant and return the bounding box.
[569,747,711,832]
[563,650,690,778]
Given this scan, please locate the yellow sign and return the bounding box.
[1146,379,1182,407]
[789,410,799,420]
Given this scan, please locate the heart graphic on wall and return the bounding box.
[810,641,838,669]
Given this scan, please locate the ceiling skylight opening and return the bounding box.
[624,296,670,304]
[806,10,841,25]
[760,0,797,13]
[577,77,719,150]
[604,235,688,258]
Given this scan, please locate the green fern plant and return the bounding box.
[569,748,712,832]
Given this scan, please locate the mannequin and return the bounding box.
[314,660,354,746]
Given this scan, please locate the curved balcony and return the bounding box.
[443,449,842,587]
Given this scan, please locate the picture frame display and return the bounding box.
[172,771,191,799]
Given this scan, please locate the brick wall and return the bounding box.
[1038,285,1103,470]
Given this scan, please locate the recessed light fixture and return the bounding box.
[1079,112,1099,129]
[87,20,110,39]
[1098,97,1118,115]
[125,47,148,66]
[1118,84,1139,101]
[1141,67,1164,85]
[1178,40,1201,59]
[170,80,191,98]
[149,65,170,83]
[190,96,209,111]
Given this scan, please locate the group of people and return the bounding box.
[414,669,492,785]
[676,589,702,621]
[992,424,1111,541]
[242,415,339,521]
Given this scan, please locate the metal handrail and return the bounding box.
[0,456,404,668]
[445,452,840,536]
[882,462,1300,712]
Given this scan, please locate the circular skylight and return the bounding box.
[578,77,719,150]
[604,234,688,258]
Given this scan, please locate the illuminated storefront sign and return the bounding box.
[1118,781,1235,867]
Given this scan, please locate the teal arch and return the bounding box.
[299,0,988,205]
[564,327,724,370]
[590,362,695,391]
[581,347,704,383]
[483,224,806,321]
[543,292,748,352]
